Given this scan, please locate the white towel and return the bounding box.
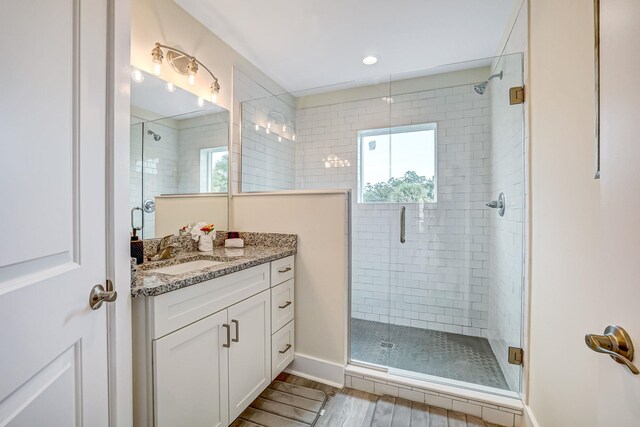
[225,238,245,248]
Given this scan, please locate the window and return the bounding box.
[358,123,437,203]
[199,147,228,193]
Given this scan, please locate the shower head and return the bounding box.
[473,71,504,95]
[147,129,161,141]
[474,82,488,95]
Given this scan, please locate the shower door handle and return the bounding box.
[131,207,143,231]
[400,206,406,243]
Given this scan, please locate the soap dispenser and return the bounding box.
[130,229,144,265]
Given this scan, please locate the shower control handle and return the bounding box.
[486,192,506,217]
[585,325,639,375]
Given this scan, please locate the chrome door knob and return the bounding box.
[585,325,639,374]
[89,280,118,310]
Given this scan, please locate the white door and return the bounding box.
[0,1,111,425]
[594,0,640,424]
[154,310,229,427]
[228,290,271,421]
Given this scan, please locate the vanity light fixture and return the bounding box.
[150,42,220,101]
[166,82,176,93]
[362,55,378,65]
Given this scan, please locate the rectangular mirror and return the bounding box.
[130,69,229,239]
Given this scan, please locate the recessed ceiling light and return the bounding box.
[362,55,378,65]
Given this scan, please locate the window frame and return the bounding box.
[199,146,229,193]
[357,122,438,204]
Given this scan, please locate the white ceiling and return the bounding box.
[174,0,519,93]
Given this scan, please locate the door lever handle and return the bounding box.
[585,325,639,374]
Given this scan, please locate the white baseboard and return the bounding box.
[284,353,345,388]
[523,405,540,427]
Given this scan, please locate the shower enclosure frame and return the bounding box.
[346,53,527,403]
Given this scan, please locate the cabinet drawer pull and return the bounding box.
[279,344,292,354]
[278,301,292,309]
[223,324,231,348]
[231,319,239,343]
[278,266,292,273]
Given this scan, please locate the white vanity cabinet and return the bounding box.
[133,257,295,427]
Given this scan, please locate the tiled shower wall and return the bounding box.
[235,70,297,192]
[130,120,179,237]
[176,113,229,193]
[130,111,228,238]
[295,83,494,336]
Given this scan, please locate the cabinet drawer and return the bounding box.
[271,320,295,380]
[271,279,294,332]
[150,264,270,339]
[270,256,294,286]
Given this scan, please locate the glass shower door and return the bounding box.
[383,53,525,396]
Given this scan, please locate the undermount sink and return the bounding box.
[150,260,224,276]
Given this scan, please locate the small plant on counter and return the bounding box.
[200,224,215,235]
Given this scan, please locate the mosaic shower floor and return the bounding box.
[350,318,510,390]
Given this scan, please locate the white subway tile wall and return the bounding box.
[235,70,298,192]
[176,113,229,194]
[295,84,494,336]
[129,111,229,238]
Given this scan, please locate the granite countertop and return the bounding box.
[131,232,296,298]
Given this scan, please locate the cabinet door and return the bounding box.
[227,290,271,420]
[154,310,229,427]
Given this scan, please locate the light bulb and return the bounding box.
[282,125,287,132]
[131,69,144,83]
[267,122,271,129]
[197,97,204,107]
[278,136,282,142]
[211,93,217,104]
[254,124,259,131]
[166,82,175,92]
[292,134,296,141]
[150,44,164,76]
[266,128,270,134]
[187,58,198,86]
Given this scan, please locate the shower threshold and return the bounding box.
[344,364,523,424]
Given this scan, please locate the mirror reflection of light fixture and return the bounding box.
[131,68,144,83]
[150,42,220,102]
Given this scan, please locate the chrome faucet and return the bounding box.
[147,235,176,261]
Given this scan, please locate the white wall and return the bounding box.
[231,193,349,370]
[528,0,600,425]
[155,194,228,236]
[131,0,285,112]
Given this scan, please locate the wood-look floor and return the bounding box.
[267,373,506,427]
